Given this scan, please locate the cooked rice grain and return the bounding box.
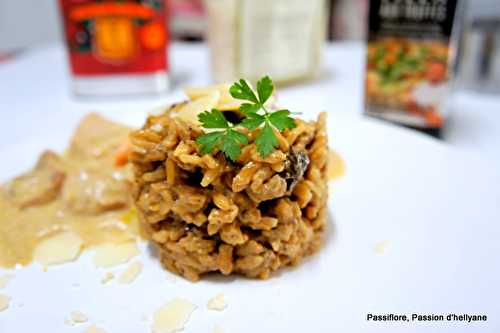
[130,107,329,281]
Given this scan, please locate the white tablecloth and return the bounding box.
[0,41,499,177]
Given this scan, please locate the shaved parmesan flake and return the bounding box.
[0,274,13,289]
[0,294,10,312]
[101,272,115,284]
[175,91,220,125]
[92,242,139,268]
[207,293,226,311]
[152,298,196,333]
[374,240,391,254]
[71,310,88,323]
[84,325,107,333]
[118,261,143,284]
[33,232,83,266]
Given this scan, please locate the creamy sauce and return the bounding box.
[0,114,139,268]
[0,199,136,267]
[327,150,345,181]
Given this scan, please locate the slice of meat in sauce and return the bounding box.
[62,170,130,215]
[0,114,137,268]
[4,151,65,209]
[61,113,133,214]
[66,113,130,164]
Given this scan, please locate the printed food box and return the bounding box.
[364,0,459,136]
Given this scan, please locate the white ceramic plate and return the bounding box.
[1,109,499,333]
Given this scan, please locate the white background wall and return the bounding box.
[0,0,61,51]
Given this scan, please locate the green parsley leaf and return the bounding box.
[240,103,261,115]
[220,129,248,161]
[196,131,223,155]
[240,112,265,130]
[196,129,248,161]
[255,122,279,158]
[256,76,273,105]
[219,139,240,162]
[198,109,229,129]
[227,129,248,145]
[196,76,298,160]
[268,109,296,132]
[230,79,259,104]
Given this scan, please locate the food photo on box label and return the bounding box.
[364,0,459,137]
[0,0,500,332]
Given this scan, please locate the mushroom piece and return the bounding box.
[281,150,310,193]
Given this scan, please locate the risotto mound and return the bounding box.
[130,104,329,281]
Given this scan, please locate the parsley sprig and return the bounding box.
[196,76,296,161]
[196,109,248,161]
